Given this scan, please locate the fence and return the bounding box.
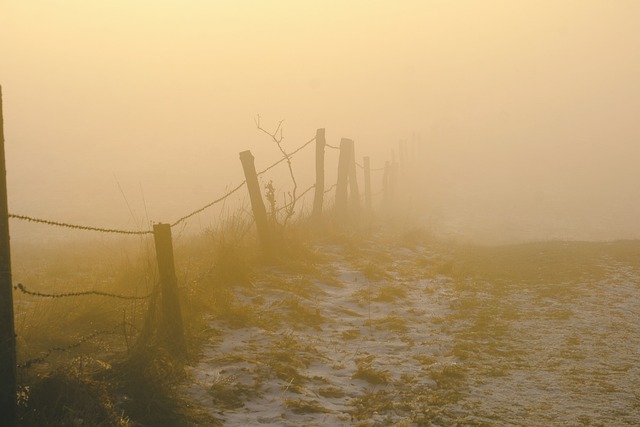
[0,86,406,425]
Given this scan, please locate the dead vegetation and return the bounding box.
[11,216,640,425]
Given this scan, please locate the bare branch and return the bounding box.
[255,116,298,226]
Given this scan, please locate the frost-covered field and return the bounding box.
[183,236,640,426]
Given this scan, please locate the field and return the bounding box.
[12,225,640,426]
[182,230,640,426]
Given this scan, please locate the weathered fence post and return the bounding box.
[153,223,186,357]
[335,138,351,220]
[312,128,325,220]
[390,161,399,203]
[363,156,372,212]
[347,140,360,216]
[399,140,406,174]
[239,150,272,253]
[382,160,390,210]
[0,86,16,426]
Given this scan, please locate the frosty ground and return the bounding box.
[182,233,640,426]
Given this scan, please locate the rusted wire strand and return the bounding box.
[276,184,316,213]
[8,214,151,235]
[18,321,138,369]
[355,162,384,172]
[324,183,337,194]
[256,136,316,177]
[170,135,316,227]
[14,283,154,300]
[170,181,246,227]
[9,134,317,233]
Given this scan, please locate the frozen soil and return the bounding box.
[182,236,640,426]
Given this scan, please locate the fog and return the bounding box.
[2,1,639,243]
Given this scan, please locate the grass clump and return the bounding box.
[352,356,390,385]
[373,283,407,302]
[208,374,259,410]
[17,368,129,427]
[285,398,333,414]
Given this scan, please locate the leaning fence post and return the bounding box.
[153,223,186,357]
[0,86,16,426]
[335,138,351,221]
[363,156,372,212]
[312,128,325,220]
[239,150,272,253]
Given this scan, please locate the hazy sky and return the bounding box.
[1,1,639,242]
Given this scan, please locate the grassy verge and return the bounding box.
[11,207,343,425]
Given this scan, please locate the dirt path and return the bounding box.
[182,238,640,426]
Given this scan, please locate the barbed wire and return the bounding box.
[256,135,315,177]
[325,143,339,150]
[14,282,154,300]
[9,136,315,234]
[170,135,316,227]
[355,162,385,172]
[18,321,137,369]
[8,214,152,235]
[324,183,337,194]
[170,181,246,227]
[296,183,316,200]
[275,184,316,213]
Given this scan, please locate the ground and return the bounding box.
[182,233,640,426]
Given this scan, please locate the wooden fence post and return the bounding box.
[239,150,272,253]
[335,138,351,221]
[312,128,325,220]
[398,140,406,173]
[382,160,390,210]
[390,161,399,202]
[347,140,360,216]
[363,156,372,212]
[153,223,186,357]
[0,86,16,426]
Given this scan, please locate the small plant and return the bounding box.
[352,356,390,385]
[318,386,346,398]
[285,398,333,414]
[373,284,407,303]
[208,374,258,409]
[341,328,361,340]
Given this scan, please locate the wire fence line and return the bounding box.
[275,183,316,214]
[171,135,316,226]
[14,283,154,301]
[324,183,338,194]
[18,321,138,369]
[8,134,318,235]
[170,180,246,227]
[355,162,385,172]
[256,135,316,177]
[325,143,339,150]
[8,214,152,235]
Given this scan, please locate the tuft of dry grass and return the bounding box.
[352,356,390,385]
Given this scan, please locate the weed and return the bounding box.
[362,262,389,281]
[352,356,390,385]
[371,314,410,334]
[372,283,407,302]
[341,328,361,340]
[285,398,333,414]
[318,386,346,398]
[208,374,258,409]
